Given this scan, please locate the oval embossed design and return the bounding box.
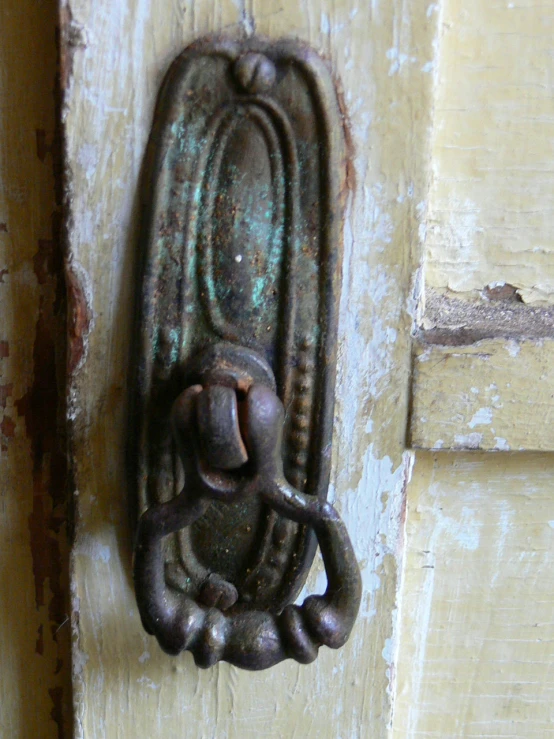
[196,101,297,376]
[205,106,285,345]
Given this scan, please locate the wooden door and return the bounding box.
[2,1,553,737]
[61,1,432,735]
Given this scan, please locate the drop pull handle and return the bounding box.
[131,36,361,670]
[134,344,361,668]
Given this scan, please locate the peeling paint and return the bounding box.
[467,406,492,429]
[341,445,411,621]
[493,437,510,451]
[453,432,483,449]
[66,261,92,375]
[75,533,111,563]
[411,338,554,451]
[506,340,521,358]
[424,0,554,304]
[1,1,71,735]
[386,47,417,77]
[395,454,554,737]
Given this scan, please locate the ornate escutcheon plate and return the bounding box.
[132,35,347,618]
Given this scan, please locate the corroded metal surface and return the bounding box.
[131,35,360,668]
[134,373,361,668]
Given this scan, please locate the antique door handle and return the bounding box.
[131,36,361,670]
[134,343,361,668]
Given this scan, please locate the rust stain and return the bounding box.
[59,4,86,93]
[36,623,44,656]
[335,85,356,195]
[16,225,69,738]
[15,222,67,588]
[34,238,56,285]
[9,14,71,734]
[66,265,91,374]
[0,341,9,358]
[36,128,54,162]
[1,415,15,439]
[0,222,7,232]
[49,686,65,738]
[0,382,13,408]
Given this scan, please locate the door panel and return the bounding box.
[399,0,554,735]
[59,0,554,737]
[394,452,554,738]
[61,0,437,736]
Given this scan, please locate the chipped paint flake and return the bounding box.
[453,432,483,449]
[75,533,111,563]
[411,339,554,451]
[386,47,417,77]
[467,407,493,429]
[426,3,439,18]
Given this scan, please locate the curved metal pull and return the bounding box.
[131,36,360,670]
[134,349,361,669]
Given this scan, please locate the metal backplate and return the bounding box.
[133,35,345,615]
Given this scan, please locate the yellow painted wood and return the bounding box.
[399,1,554,735]
[0,1,71,736]
[410,338,554,452]
[393,452,554,738]
[411,1,554,453]
[62,0,438,736]
[424,0,554,304]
